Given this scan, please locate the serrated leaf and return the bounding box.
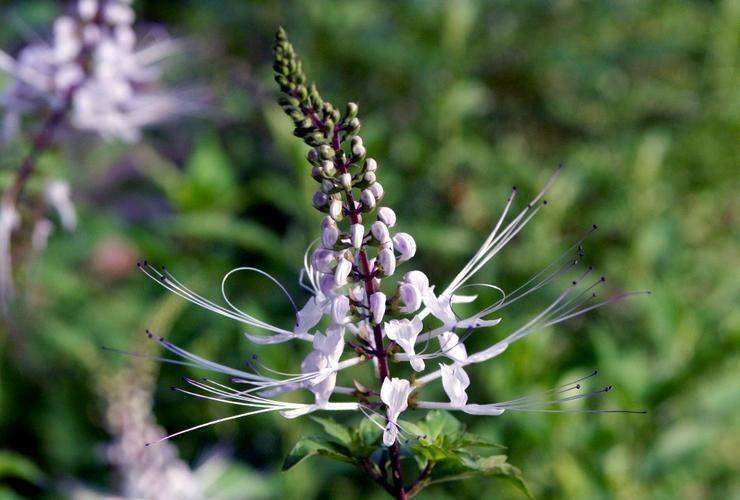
[282,436,355,471]
[310,416,352,447]
[458,433,507,449]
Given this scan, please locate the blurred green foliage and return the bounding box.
[0,0,738,498]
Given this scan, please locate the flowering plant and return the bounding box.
[140,28,646,499]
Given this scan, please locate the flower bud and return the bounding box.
[399,283,422,313]
[319,273,336,295]
[352,143,366,158]
[369,292,387,324]
[347,117,361,132]
[360,189,376,210]
[334,256,352,286]
[350,223,364,249]
[351,136,363,148]
[307,148,319,163]
[371,221,390,244]
[329,199,343,221]
[322,219,339,248]
[312,248,336,273]
[377,207,396,228]
[377,247,396,276]
[346,102,358,118]
[404,270,430,291]
[368,182,384,200]
[339,172,352,190]
[365,158,377,172]
[321,160,336,176]
[364,171,377,184]
[318,145,334,160]
[331,295,350,324]
[312,191,328,210]
[349,284,365,303]
[393,232,416,262]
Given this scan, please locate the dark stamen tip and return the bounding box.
[142,260,148,266]
[600,276,606,282]
[543,200,548,205]
[512,186,517,191]
[592,224,598,230]
[571,281,577,285]
[144,443,151,447]
[170,386,177,391]
[588,265,593,271]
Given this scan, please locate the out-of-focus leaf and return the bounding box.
[282,436,355,471]
[0,451,45,485]
[430,454,531,498]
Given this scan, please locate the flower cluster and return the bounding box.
[0,0,192,143]
[139,28,646,497]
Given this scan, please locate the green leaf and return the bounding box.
[350,417,383,454]
[430,455,531,498]
[0,450,45,485]
[282,436,355,471]
[418,410,463,442]
[310,416,352,447]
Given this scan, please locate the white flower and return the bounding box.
[294,296,324,335]
[380,377,413,446]
[1,0,200,143]
[377,207,396,227]
[437,331,468,363]
[393,232,416,262]
[44,179,77,231]
[369,292,386,325]
[384,317,424,371]
[422,286,457,328]
[440,363,470,407]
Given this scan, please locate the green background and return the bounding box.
[0,0,738,498]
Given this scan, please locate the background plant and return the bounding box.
[0,1,737,499]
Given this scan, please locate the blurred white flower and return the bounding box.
[0,0,201,144]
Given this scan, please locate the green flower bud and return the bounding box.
[318,145,334,160]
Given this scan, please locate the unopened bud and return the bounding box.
[346,102,358,118]
[360,189,376,210]
[352,143,366,158]
[321,160,336,176]
[334,257,352,286]
[364,172,376,184]
[318,145,334,160]
[393,232,416,262]
[371,221,391,244]
[399,283,422,313]
[377,207,396,227]
[377,247,396,276]
[312,191,328,209]
[339,172,352,190]
[365,158,378,172]
[369,292,387,324]
[350,223,364,249]
[322,217,339,248]
[329,199,343,220]
[312,248,336,273]
[331,295,350,324]
[369,182,384,200]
